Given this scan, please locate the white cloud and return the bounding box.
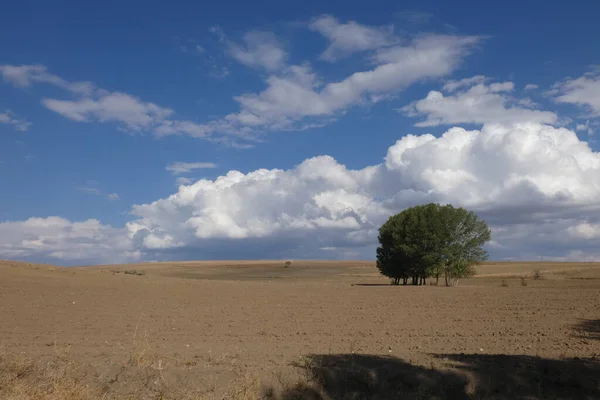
[0,28,479,140]
[4,122,600,263]
[42,93,174,131]
[403,78,558,127]
[442,75,487,92]
[124,122,600,261]
[0,64,253,145]
[77,186,120,201]
[208,65,231,79]
[154,119,214,138]
[1,64,177,133]
[176,177,193,186]
[226,31,287,71]
[226,34,480,130]
[0,110,31,131]
[576,120,595,135]
[77,187,102,195]
[0,217,139,265]
[553,70,600,116]
[566,222,600,240]
[165,161,217,174]
[1,64,211,139]
[309,15,399,61]
[0,64,94,95]
[524,84,538,90]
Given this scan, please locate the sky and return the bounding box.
[1,0,600,265]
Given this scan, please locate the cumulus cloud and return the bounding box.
[524,83,538,90]
[309,15,399,61]
[0,217,139,265]
[226,31,287,71]
[403,77,558,126]
[165,161,217,174]
[552,70,600,116]
[4,122,600,263]
[0,109,31,131]
[122,122,600,262]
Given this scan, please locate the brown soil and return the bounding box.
[1,260,599,399]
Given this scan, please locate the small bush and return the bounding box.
[284,261,292,268]
[501,279,509,287]
[521,277,528,286]
[532,269,543,280]
[124,269,144,276]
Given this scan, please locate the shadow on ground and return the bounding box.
[265,353,600,400]
[351,283,392,287]
[436,353,600,400]
[573,319,600,341]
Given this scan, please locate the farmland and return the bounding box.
[1,260,599,399]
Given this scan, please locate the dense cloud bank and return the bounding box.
[3,122,599,264]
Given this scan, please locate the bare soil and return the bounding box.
[1,260,599,399]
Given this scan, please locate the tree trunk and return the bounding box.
[403,278,408,285]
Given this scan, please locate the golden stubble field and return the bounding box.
[0,259,599,399]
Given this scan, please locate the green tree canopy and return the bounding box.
[376,203,491,286]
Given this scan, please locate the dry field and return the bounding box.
[0,259,599,399]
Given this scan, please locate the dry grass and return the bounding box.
[0,353,265,400]
[223,372,264,400]
[0,317,265,400]
[123,270,144,276]
[0,354,98,400]
[520,277,528,286]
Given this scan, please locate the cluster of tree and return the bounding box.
[376,203,491,286]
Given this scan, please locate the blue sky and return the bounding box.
[1,0,600,265]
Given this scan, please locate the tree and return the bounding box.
[376,203,491,286]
